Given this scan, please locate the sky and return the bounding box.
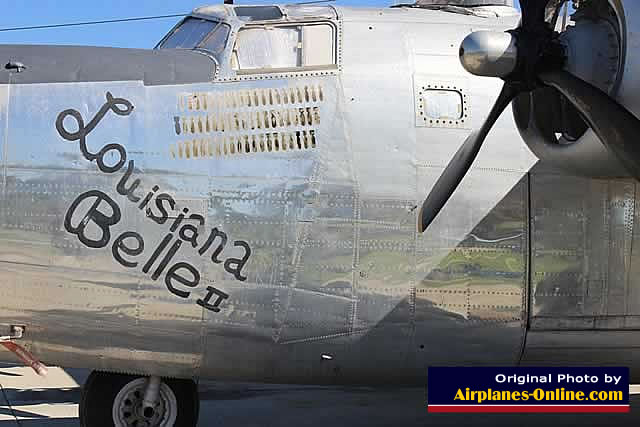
[0,0,520,49]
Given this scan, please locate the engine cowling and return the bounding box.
[512,0,640,177]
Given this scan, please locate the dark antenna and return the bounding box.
[0,14,186,32]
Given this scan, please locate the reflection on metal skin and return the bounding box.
[2,3,640,386]
[459,31,518,78]
[0,6,534,385]
[0,44,533,384]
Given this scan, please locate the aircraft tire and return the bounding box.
[79,370,199,427]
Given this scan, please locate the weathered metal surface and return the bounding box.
[0,2,638,386]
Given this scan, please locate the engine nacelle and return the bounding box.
[513,0,640,177]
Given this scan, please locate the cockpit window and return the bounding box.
[159,18,216,49]
[235,27,300,69]
[158,17,230,55]
[234,6,283,21]
[232,23,335,73]
[200,23,230,55]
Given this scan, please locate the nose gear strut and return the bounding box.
[0,326,47,377]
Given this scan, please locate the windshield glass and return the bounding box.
[200,24,230,55]
[158,17,230,55]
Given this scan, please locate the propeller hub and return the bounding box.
[459,31,518,78]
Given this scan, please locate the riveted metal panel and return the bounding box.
[0,81,213,377]
[414,76,471,129]
[415,168,527,365]
[355,198,415,331]
[281,186,357,343]
[196,75,355,381]
[0,81,37,347]
[606,181,635,317]
[530,174,591,325]
[530,173,639,330]
[628,193,640,317]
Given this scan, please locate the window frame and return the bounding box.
[155,17,231,57]
[197,22,232,55]
[230,20,338,75]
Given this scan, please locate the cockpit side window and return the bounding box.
[302,24,334,67]
[200,23,231,55]
[157,17,230,56]
[231,23,335,73]
[159,18,216,49]
[235,27,300,69]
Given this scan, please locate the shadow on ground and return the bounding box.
[0,366,639,427]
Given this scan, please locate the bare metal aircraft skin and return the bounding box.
[0,0,639,390]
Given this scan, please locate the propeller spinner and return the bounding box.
[418,0,640,233]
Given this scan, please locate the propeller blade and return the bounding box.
[519,0,548,31]
[539,69,640,181]
[418,83,518,233]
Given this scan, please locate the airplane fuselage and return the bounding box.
[0,4,639,386]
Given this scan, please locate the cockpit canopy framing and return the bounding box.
[155,4,339,78]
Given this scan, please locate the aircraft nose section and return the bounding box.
[459,31,518,78]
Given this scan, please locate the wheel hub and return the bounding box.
[112,378,177,427]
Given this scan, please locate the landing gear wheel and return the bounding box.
[79,371,199,427]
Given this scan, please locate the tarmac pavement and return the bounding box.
[1,365,640,426]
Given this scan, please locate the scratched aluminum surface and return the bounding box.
[4,3,638,385]
[529,174,640,329]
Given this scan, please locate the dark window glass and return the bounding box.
[159,18,217,49]
[234,6,283,21]
[200,23,231,54]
